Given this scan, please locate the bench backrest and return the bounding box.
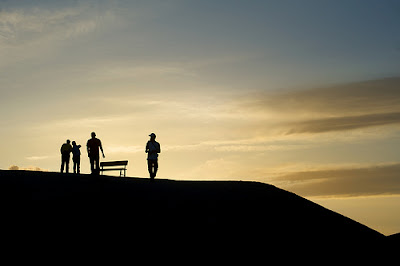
[100,160,128,167]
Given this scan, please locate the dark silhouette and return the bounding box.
[145,133,160,180]
[60,140,72,173]
[100,160,128,177]
[87,132,105,175]
[72,141,81,174]
[0,169,393,262]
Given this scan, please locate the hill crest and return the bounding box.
[0,169,392,258]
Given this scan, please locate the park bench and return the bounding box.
[100,160,128,177]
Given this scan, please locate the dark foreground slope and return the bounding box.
[0,170,391,260]
[388,232,400,243]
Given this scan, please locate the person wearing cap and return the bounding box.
[87,132,105,175]
[145,133,161,180]
[60,139,73,173]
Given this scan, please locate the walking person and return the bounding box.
[87,132,105,175]
[60,139,73,173]
[72,141,82,174]
[145,133,161,180]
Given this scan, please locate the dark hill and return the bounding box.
[0,170,391,261]
[388,232,400,243]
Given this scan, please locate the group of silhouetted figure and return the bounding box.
[60,132,161,180]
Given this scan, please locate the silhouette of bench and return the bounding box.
[100,160,128,177]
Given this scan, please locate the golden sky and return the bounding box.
[1,0,400,235]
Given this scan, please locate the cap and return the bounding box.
[149,133,156,137]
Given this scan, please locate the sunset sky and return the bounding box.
[1,0,400,235]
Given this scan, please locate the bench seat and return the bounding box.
[100,160,128,177]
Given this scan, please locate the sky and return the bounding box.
[1,0,400,235]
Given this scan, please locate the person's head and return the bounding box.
[91,132,96,139]
[66,139,71,144]
[149,133,156,141]
[72,141,76,146]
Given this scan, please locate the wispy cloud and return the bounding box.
[272,162,400,197]
[106,138,311,155]
[286,112,400,134]
[92,64,198,80]
[107,145,143,154]
[242,77,400,115]
[0,6,99,46]
[233,77,400,134]
[26,155,50,160]
[34,115,135,131]
[0,3,117,68]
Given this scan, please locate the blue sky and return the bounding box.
[2,0,399,91]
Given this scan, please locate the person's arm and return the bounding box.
[87,141,90,157]
[99,141,105,158]
[145,142,149,153]
[157,143,161,154]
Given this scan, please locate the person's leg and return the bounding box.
[73,159,77,173]
[61,156,65,173]
[65,155,70,173]
[147,160,152,177]
[153,160,158,178]
[147,160,153,179]
[77,157,80,174]
[90,156,95,174]
[95,155,100,175]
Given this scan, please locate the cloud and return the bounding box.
[26,155,50,160]
[103,137,310,156]
[0,6,99,46]
[244,77,400,115]
[0,3,118,69]
[34,115,135,131]
[162,138,312,153]
[107,145,143,154]
[8,165,48,172]
[272,163,400,197]
[95,65,197,80]
[286,112,400,134]
[236,77,400,134]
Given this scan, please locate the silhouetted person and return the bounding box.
[60,139,72,173]
[145,133,161,180]
[72,141,81,174]
[87,132,105,175]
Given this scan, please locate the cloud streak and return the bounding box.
[286,112,400,134]
[0,6,99,46]
[26,155,50,160]
[236,77,400,134]
[0,3,118,69]
[244,77,400,115]
[273,163,400,197]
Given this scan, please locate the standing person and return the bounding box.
[87,132,105,175]
[72,141,82,174]
[60,140,73,173]
[145,133,161,180]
